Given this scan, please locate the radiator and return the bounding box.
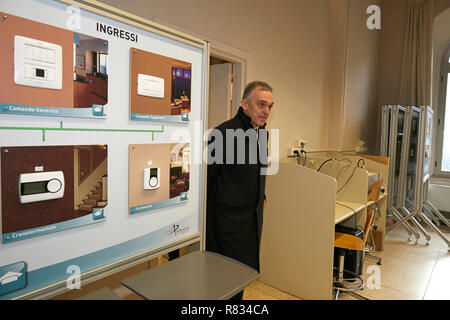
[428,183,450,213]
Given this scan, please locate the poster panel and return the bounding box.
[0,11,109,119]
[128,143,190,214]
[130,48,192,122]
[1,145,108,244]
[0,0,206,299]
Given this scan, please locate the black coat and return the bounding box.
[205,107,267,272]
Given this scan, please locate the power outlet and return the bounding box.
[355,140,367,152]
[295,139,307,149]
[289,147,302,155]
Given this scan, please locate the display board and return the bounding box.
[0,0,208,299]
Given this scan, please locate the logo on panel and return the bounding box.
[0,262,27,296]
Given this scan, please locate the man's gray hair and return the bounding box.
[242,81,273,100]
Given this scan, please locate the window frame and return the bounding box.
[98,52,108,75]
[434,44,450,178]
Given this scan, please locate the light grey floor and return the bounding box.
[112,225,450,300]
[243,225,450,300]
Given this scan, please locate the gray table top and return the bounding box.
[121,250,259,300]
[76,287,122,300]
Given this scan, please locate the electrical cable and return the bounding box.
[336,202,363,230]
[317,158,334,172]
[336,165,357,193]
[336,201,360,229]
[300,149,307,166]
[316,157,363,194]
[335,163,351,180]
[357,158,365,168]
[340,158,353,166]
[335,158,365,193]
[336,201,356,215]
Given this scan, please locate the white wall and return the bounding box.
[324,0,382,153]
[324,0,348,151]
[96,0,338,155]
[435,0,450,16]
[432,8,450,112]
[342,0,381,152]
[431,7,450,178]
[375,0,408,153]
[95,0,385,155]
[376,0,450,155]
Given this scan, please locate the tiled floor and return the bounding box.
[111,225,450,300]
[242,225,450,300]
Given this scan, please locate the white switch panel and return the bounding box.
[14,36,63,90]
[137,74,164,98]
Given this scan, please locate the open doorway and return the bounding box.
[208,54,244,129]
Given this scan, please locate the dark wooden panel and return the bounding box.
[78,148,92,185]
[91,145,107,171]
[1,146,77,233]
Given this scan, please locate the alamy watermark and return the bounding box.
[66,5,81,30]
[171,121,280,175]
[365,265,382,290]
[366,5,381,30]
[66,265,81,290]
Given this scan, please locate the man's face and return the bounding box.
[241,87,274,128]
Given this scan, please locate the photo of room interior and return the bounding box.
[170,67,191,115]
[128,143,190,213]
[73,33,108,108]
[169,143,190,198]
[0,11,108,113]
[74,145,108,213]
[129,47,192,117]
[3,0,450,304]
[0,145,107,241]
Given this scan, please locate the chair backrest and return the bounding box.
[368,179,382,201]
[363,208,375,243]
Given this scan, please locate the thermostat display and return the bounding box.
[143,167,160,190]
[19,171,65,203]
[14,36,63,90]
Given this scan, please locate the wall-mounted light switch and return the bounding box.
[14,36,63,90]
[137,74,164,98]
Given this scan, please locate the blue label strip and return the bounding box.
[0,262,27,297]
[1,211,105,244]
[130,112,189,122]
[129,194,188,214]
[0,215,194,299]
[0,103,106,119]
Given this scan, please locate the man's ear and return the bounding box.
[241,98,248,111]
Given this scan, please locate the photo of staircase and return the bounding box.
[74,145,108,214]
[78,178,107,212]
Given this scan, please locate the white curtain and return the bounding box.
[398,0,435,106]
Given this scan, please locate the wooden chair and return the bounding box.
[365,203,383,265]
[333,208,375,300]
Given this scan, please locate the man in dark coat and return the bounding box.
[206,81,274,300]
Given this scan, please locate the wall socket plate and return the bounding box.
[14,35,63,90]
[289,147,302,155]
[295,139,307,149]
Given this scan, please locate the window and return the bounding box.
[99,53,107,74]
[435,45,450,177]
